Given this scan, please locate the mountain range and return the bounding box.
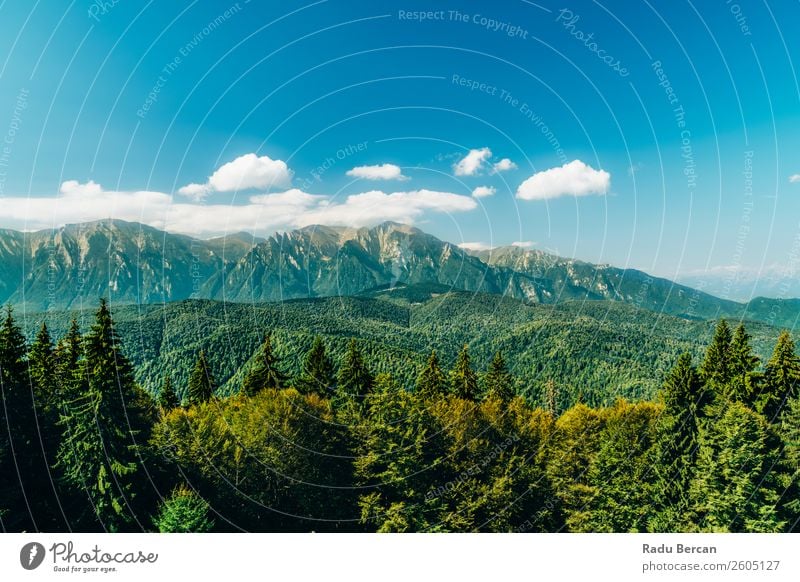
[1,219,798,329]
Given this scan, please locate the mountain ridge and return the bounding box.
[0,219,797,328]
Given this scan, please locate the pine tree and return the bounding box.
[335,340,373,406]
[187,350,216,404]
[450,344,479,400]
[296,337,335,396]
[56,299,152,531]
[0,305,34,531]
[157,375,180,411]
[545,379,560,417]
[154,486,215,532]
[415,350,448,399]
[728,324,760,406]
[689,401,784,532]
[483,351,514,402]
[699,320,733,404]
[241,334,287,397]
[649,353,703,531]
[758,331,800,423]
[28,323,58,414]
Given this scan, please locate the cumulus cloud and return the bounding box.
[453,147,492,176]
[346,163,408,181]
[471,185,496,198]
[296,189,477,228]
[0,181,475,238]
[458,241,493,251]
[790,174,800,183]
[178,153,293,199]
[492,158,517,173]
[517,159,610,201]
[512,241,534,248]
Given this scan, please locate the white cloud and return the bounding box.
[297,189,477,228]
[453,147,492,176]
[458,241,493,251]
[471,185,496,198]
[346,163,408,181]
[517,159,610,201]
[512,241,535,249]
[790,174,800,183]
[492,158,517,173]
[179,153,293,199]
[0,181,475,238]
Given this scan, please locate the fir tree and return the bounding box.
[157,375,180,411]
[187,350,216,404]
[483,351,514,402]
[28,323,58,414]
[335,340,373,406]
[450,344,479,400]
[0,305,34,531]
[689,401,784,532]
[415,350,448,399]
[780,391,800,529]
[154,486,215,533]
[727,324,760,406]
[758,331,800,423]
[699,320,733,404]
[241,334,287,397]
[296,337,335,396]
[649,353,703,531]
[545,379,560,417]
[57,299,152,531]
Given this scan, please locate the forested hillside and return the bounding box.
[22,290,794,408]
[1,300,798,532]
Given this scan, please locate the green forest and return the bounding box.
[1,299,799,532]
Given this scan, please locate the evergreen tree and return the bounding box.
[187,350,216,404]
[727,324,760,406]
[649,353,703,531]
[415,350,448,399]
[241,334,287,397]
[545,379,560,417]
[758,331,800,423]
[780,391,800,529]
[157,375,180,412]
[56,299,152,531]
[28,323,58,414]
[0,305,34,531]
[689,401,784,532]
[450,344,479,400]
[483,351,514,402]
[699,320,733,405]
[296,337,335,396]
[154,486,215,533]
[335,340,373,406]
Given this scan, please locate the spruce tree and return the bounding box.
[450,344,479,400]
[57,299,151,531]
[187,350,216,404]
[483,351,514,402]
[335,339,373,406]
[28,323,58,414]
[649,353,703,531]
[241,334,287,397]
[296,337,335,396]
[780,391,800,529]
[699,319,733,413]
[157,375,180,411]
[758,331,800,423]
[415,350,448,399]
[689,401,784,532]
[154,486,215,533]
[727,324,760,406]
[0,306,34,531]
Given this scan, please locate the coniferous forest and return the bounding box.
[1,299,798,533]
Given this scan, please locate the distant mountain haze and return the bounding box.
[0,219,797,328]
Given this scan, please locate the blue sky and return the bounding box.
[0,0,799,288]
